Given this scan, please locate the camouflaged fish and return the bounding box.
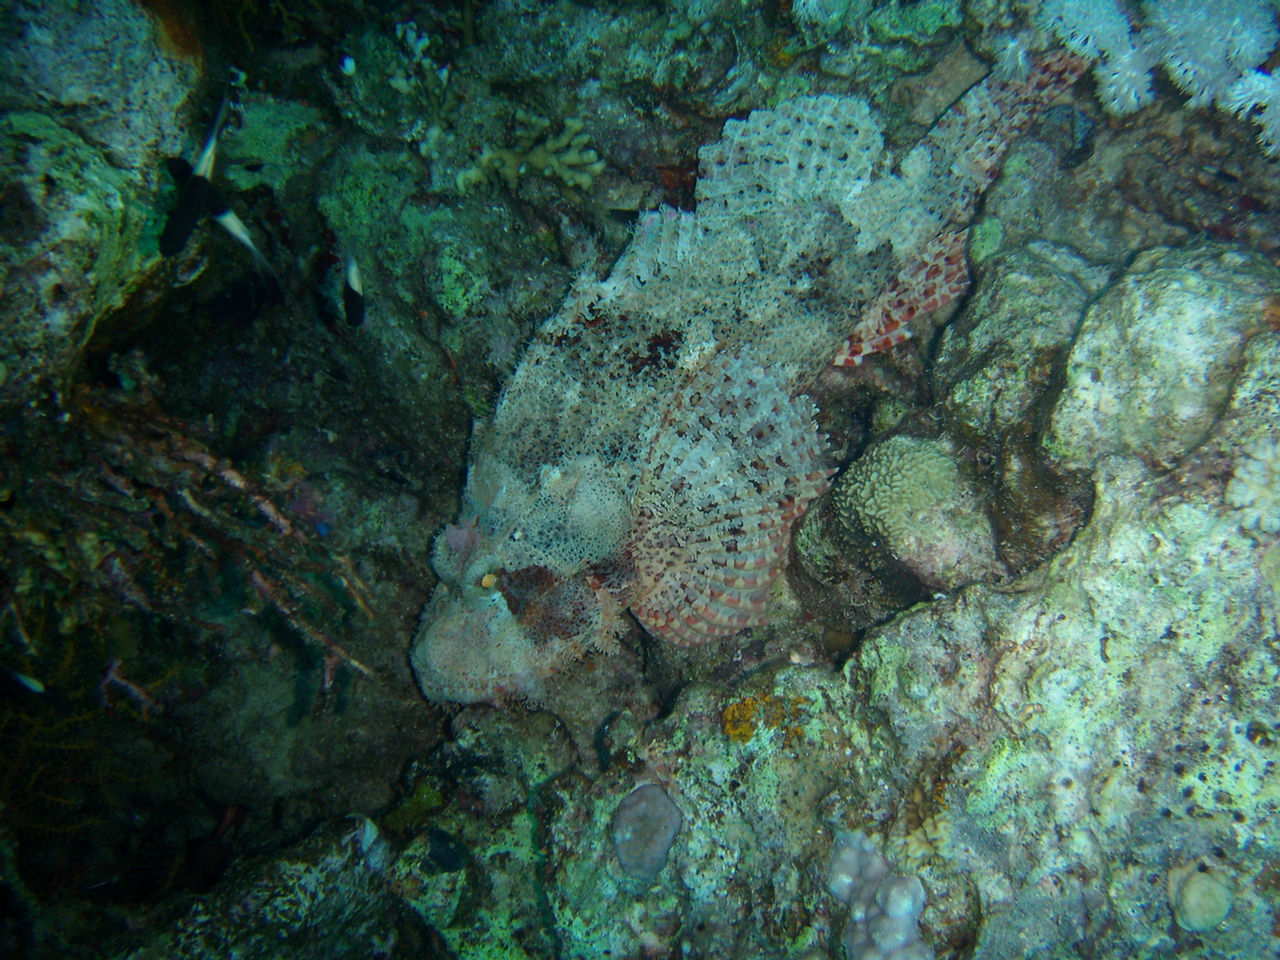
[411,50,1086,704]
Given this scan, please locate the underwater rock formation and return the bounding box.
[385,320,1280,960]
[115,819,399,960]
[1046,243,1280,470]
[90,4,1280,952]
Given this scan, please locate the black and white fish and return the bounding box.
[160,92,229,257]
[342,254,365,327]
[164,156,274,277]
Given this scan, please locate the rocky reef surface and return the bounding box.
[1,2,1278,959]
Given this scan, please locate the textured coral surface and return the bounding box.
[412,49,1085,706]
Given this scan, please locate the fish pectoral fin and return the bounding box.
[629,353,831,646]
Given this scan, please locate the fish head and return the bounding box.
[410,455,634,704]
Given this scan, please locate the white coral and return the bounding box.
[1145,0,1278,107]
[1222,69,1280,156]
[1037,0,1155,115]
[1038,0,1134,61]
[827,831,931,960]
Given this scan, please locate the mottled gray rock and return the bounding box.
[0,0,195,168]
[982,136,1185,267]
[1045,243,1280,471]
[612,783,683,882]
[851,335,1280,958]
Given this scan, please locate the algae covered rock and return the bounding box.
[1218,332,1280,538]
[0,0,197,408]
[933,243,1094,444]
[847,334,1280,957]
[930,242,1102,569]
[115,819,401,960]
[854,441,1280,956]
[1046,242,1280,471]
[389,668,872,959]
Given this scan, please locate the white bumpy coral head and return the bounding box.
[828,830,933,960]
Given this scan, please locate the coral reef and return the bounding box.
[8,1,1280,958]
[413,49,1085,709]
[327,19,460,157]
[298,308,1280,953]
[456,112,607,197]
[388,14,1280,955]
[116,818,401,960]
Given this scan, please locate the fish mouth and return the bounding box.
[412,553,620,704]
[410,587,539,704]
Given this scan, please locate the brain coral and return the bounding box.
[832,435,999,590]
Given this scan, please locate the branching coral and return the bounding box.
[455,111,606,196]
